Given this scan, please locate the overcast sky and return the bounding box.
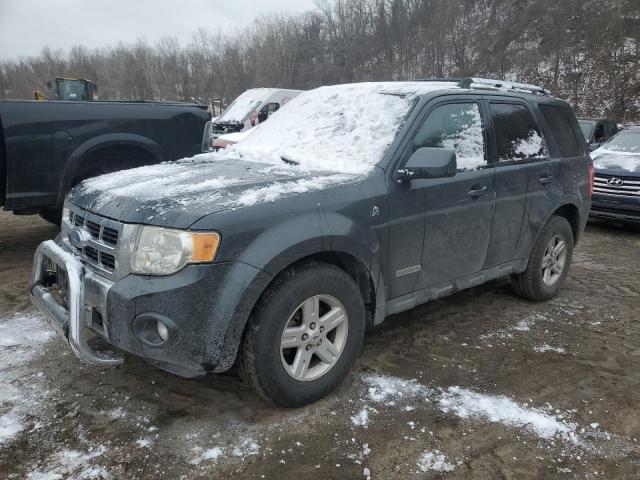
[0,0,318,61]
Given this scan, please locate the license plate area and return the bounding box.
[45,261,70,311]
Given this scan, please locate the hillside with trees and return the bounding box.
[1,0,638,120]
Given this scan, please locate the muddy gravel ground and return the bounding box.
[0,210,638,479]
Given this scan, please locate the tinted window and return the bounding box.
[593,124,606,143]
[413,102,486,171]
[579,120,594,140]
[490,103,546,161]
[539,105,581,157]
[605,122,619,139]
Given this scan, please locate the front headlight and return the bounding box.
[130,226,220,276]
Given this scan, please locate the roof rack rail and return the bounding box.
[459,77,550,95]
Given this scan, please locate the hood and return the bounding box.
[67,156,356,228]
[592,152,640,176]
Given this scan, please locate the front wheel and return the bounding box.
[511,216,574,301]
[238,261,366,407]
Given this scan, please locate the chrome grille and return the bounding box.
[65,207,124,279]
[593,174,640,197]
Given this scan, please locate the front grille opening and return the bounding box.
[101,253,116,270]
[86,220,101,238]
[102,226,119,245]
[74,215,85,226]
[84,246,99,262]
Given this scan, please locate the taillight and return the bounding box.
[587,163,594,198]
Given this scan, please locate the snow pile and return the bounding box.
[233,82,459,174]
[27,445,108,479]
[0,312,54,444]
[416,450,459,473]
[438,386,581,444]
[232,174,354,207]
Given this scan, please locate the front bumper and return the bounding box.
[30,240,123,366]
[590,194,640,224]
[30,239,271,376]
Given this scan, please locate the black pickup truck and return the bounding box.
[0,100,210,223]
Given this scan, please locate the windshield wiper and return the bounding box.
[280,156,299,166]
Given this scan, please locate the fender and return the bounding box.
[321,210,387,324]
[57,133,164,204]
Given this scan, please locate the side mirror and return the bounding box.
[589,142,601,151]
[397,147,457,182]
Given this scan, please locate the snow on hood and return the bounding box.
[592,151,640,173]
[227,81,459,174]
[69,156,358,226]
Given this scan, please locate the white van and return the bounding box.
[202,88,303,152]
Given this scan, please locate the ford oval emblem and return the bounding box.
[69,227,92,249]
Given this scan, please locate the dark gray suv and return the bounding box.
[31,79,592,407]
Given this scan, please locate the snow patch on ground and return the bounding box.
[417,449,459,473]
[480,313,546,340]
[190,437,260,466]
[365,374,428,405]
[360,374,596,448]
[351,408,369,427]
[27,445,108,479]
[534,344,566,354]
[438,386,581,444]
[0,312,54,444]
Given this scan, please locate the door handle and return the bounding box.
[468,185,488,197]
[539,174,554,184]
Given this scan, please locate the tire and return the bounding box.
[511,216,574,301]
[238,260,366,407]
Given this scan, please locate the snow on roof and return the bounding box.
[216,88,283,123]
[224,82,458,174]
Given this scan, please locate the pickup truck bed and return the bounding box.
[0,99,209,221]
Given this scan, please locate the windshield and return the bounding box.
[603,129,640,153]
[222,82,458,174]
[58,80,89,101]
[578,121,594,140]
[216,89,273,123]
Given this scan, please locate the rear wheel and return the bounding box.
[239,261,366,407]
[511,216,574,301]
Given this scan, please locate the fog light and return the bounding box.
[157,321,169,342]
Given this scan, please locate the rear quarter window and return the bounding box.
[539,105,582,158]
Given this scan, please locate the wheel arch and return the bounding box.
[526,201,582,265]
[550,203,582,245]
[218,247,380,373]
[58,134,164,204]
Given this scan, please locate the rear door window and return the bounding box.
[412,102,486,171]
[490,103,546,162]
[539,105,581,157]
